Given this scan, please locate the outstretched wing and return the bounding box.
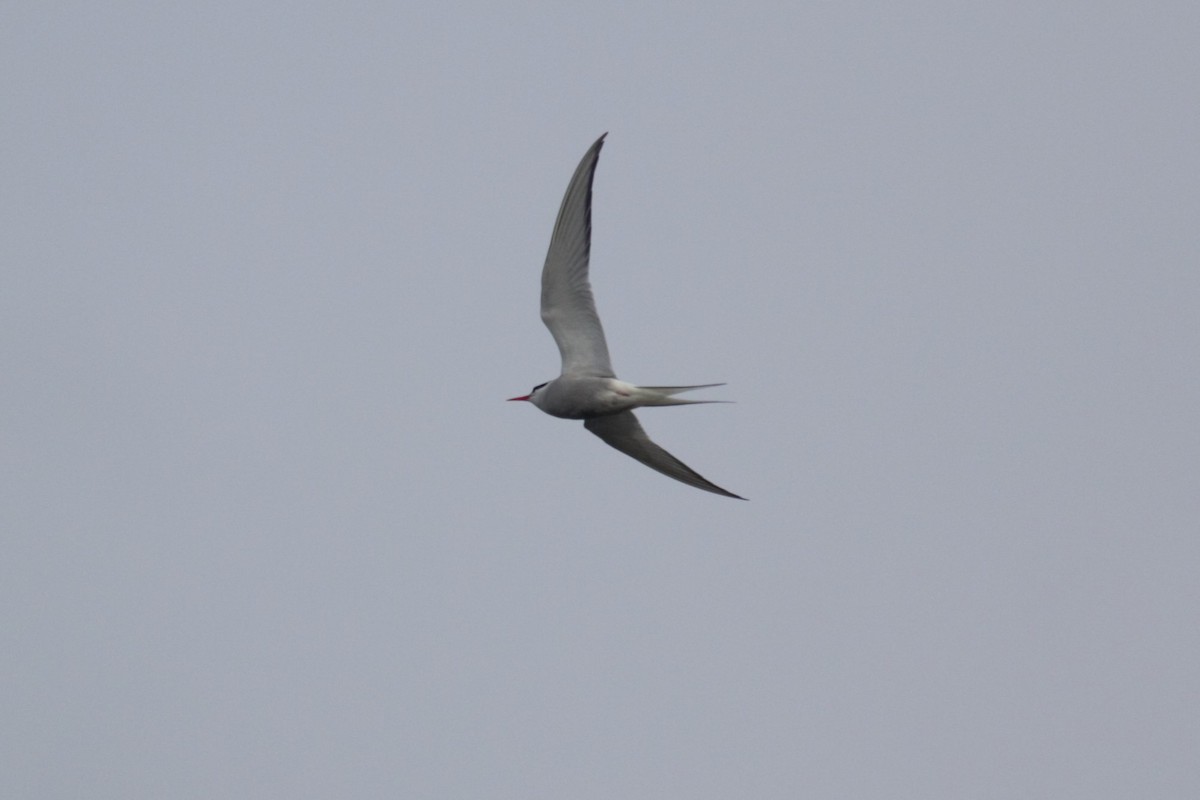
[584,411,745,500]
[540,134,615,378]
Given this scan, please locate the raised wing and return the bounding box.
[584,411,745,500]
[540,134,615,378]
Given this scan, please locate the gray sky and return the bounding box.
[4,3,1198,798]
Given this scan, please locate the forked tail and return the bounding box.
[635,383,731,407]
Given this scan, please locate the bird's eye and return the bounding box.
[532,382,547,393]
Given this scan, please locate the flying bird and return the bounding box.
[509,134,745,500]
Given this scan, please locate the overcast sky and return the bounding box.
[3,3,1198,798]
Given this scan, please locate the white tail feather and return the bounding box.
[635,383,731,407]
[638,383,725,396]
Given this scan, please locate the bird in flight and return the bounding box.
[509,134,745,500]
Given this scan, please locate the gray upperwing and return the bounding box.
[540,134,615,378]
[584,412,746,500]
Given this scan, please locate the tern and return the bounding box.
[509,134,745,500]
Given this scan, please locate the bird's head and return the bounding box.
[507,381,548,406]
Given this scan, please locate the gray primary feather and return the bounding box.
[584,412,746,500]
[540,133,615,378]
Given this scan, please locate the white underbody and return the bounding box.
[531,377,662,419]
